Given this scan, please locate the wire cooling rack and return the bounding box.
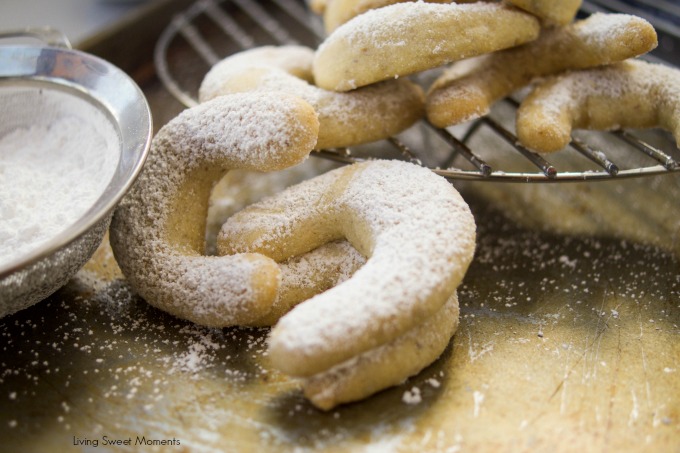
[154,0,680,182]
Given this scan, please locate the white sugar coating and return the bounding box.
[578,13,644,47]
[259,71,420,139]
[427,10,658,131]
[426,10,657,127]
[199,45,424,150]
[318,2,501,51]
[170,329,222,375]
[199,45,315,97]
[202,66,419,126]
[533,60,680,128]
[219,160,476,376]
[567,60,677,102]
[0,89,119,268]
[279,240,365,296]
[303,292,458,410]
[109,92,319,327]
[573,13,656,56]
[156,94,313,170]
[313,1,539,90]
[204,67,417,124]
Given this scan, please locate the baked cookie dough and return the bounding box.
[109,92,319,327]
[200,45,425,149]
[426,13,658,127]
[218,160,476,377]
[516,59,680,153]
[303,291,459,410]
[313,2,540,91]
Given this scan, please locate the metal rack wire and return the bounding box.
[154,0,680,182]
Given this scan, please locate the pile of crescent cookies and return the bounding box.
[109,0,677,410]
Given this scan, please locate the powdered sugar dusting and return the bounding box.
[2,175,678,449]
[199,45,315,100]
[530,60,680,139]
[302,293,459,409]
[279,240,365,298]
[427,12,657,128]
[169,327,223,375]
[322,2,501,50]
[159,94,312,170]
[314,1,539,90]
[109,92,317,327]
[578,13,646,48]
[220,160,476,376]
[199,46,423,149]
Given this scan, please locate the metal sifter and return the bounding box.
[0,29,152,316]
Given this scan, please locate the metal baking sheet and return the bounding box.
[0,176,678,451]
[0,1,678,451]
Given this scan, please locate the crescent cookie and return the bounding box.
[312,2,540,91]
[426,13,658,127]
[255,242,456,410]
[515,59,680,153]
[303,291,459,410]
[199,45,425,150]
[109,92,319,327]
[217,160,476,377]
[505,0,582,25]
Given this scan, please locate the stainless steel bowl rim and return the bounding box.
[0,44,152,278]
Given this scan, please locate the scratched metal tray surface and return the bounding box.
[0,1,678,452]
[154,0,680,182]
